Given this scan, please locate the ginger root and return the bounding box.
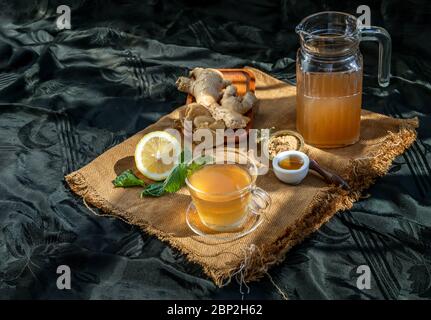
[183,103,226,130]
[208,120,226,130]
[176,68,258,129]
[176,68,231,107]
[184,103,212,121]
[208,103,250,129]
[193,115,215,128]
[221,85,257,114]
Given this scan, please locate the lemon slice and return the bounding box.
[134,131,181,181]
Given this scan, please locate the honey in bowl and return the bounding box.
[278,155,304,170]
[187,164,252,230]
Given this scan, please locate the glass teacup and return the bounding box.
[185,148,271,232]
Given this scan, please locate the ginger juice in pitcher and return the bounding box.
[295,12,391,148]
[296,68,363,147]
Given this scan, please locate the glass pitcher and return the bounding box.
[295,11,391,148]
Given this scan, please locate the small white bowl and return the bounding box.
[272,150,309,185]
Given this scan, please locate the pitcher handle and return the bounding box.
[250,187,271,215]
[360,26,392,87]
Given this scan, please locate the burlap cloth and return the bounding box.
[65,68,418,286]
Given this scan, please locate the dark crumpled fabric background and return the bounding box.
[0,0,430,300]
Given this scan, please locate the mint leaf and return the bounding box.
[117,148,207,197]
[180,149,192,163]
[141,182,165,197]
[112,170,146,188]
[141,160,205,197]
[186,161,204,176]
[164,163,188,193]
[164,158,208,193]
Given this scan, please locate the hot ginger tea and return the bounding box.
[278,155,304,170]
[187,164,252,231]
[296,69,362,148]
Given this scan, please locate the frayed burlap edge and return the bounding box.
[65,117,418,287]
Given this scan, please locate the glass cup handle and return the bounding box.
[250,187,271,215]
[359,26,392,87]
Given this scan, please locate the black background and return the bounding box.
[0,0,430,300]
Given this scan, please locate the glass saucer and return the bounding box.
[185,202,264,241]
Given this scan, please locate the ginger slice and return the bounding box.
[193,115,216,128]
[208,119,226,130]
[208,103,250,129]
[185,103,212,121]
